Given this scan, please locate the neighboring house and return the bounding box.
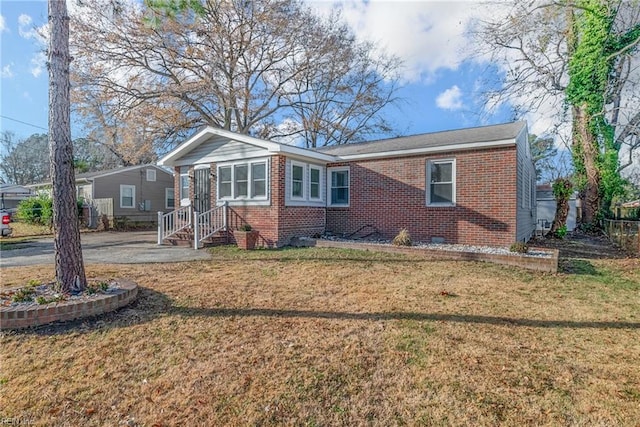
[29,165,175,223]
[536,183,577,232]
[158,121,537,247]
[0,184,33,212]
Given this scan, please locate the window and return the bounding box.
[146,169,156,182]
[310,166,321,200]
[217,160,268,201]
[120,184,135,208]
[291,163,304,199]
[234,164,248,197]
[165,188,175,209]
[251,163,266,197]
[219,166,232,199]
[427,159,455,206]
[179,167,190,200]
[328,167,349,206]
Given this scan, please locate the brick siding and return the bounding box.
[326,147,518,246]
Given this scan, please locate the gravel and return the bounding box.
[320,234,553,258]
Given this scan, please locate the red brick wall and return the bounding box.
[226,156,324,247]
[326,147,518,246]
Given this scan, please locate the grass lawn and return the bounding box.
[1,246,639,426]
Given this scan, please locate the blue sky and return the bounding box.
[0,0,514,142]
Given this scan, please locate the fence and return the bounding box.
[603,219,639,254]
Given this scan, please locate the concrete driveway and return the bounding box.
[1,231,212,267]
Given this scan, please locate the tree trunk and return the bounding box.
[547,178,572,237]
[574,104,601,227]
[49,0,87,293]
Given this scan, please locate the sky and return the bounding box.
[0,0,521,143]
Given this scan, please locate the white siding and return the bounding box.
[515,127,537,242]
[175,135,269,166]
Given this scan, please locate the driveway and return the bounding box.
[1,231,212,267]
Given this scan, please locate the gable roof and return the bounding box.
[158,121,527,167]
[158,126,335,167]
[315,121,527,159]
[75,164,172,181]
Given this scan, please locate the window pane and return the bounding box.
[234,165,248,198]
[431,163,452,183]
[292,165,303,181]
[431,183,452,204]
[310,182,319,199]
[332,170,347,187]
[310,168,320,183]
[331,187,349,204]
[236,182,248,197]
[219,166,231,182]
[252,163,266,180]
[235,164,248,181]
[166,189,175,208]
[252,181,265,197]
[219,182,232,198]
[292,164,303,198]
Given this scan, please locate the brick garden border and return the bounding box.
[306,239,559,273]
[0,279,138,330]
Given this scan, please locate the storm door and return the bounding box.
[193,167,211,213]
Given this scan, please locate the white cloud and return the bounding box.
[436,85,464,110]
[313,1,498,83]
[30,51,46,78]
[1,64,14,78]
[0,15,7,32]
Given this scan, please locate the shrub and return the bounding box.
[17,194,83,225]
[392,228,412,246]
[239,224,253,231]
[509,241,529,253]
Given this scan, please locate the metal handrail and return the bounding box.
[157,205,192,245]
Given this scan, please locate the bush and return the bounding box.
[16,194,53,225]
[239,224,253,231]
[16,194,84,225]
[509,241,529,253]
[392,228,412,246]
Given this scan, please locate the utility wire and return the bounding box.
[0,114,48,131]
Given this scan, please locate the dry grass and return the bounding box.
[1,246,639,426]
[4,221,52,238]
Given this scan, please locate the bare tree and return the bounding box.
[69,0,401,151]
[0,132,50,185]
[49,0,87,293]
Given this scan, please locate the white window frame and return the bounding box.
[120,184,136,209]
[146,169,156,182]
[251,162,267,198]
[165,188,175,209]
[426,159,456,207]
[309,165,322,201]
[217,159,269,203]
[179,166,190,201]
[290,160,306,200]
[327,167,350,207]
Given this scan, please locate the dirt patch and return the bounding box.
[529,231,631,260]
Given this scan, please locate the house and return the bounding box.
[0,183,33,212]
[536,183,578,233]
[29,164,175,225]
[157,121,537,248]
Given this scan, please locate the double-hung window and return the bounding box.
[291,162,305,199]
[427,159,455,206]
[217,160,268,202]
[179,167,190,201]
[309,166,321,200]
[328,167,349,206]
[120,184,135,208]
[165,188,175,209]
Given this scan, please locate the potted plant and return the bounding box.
[235,224,259,250]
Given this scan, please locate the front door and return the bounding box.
[193,167,211,213]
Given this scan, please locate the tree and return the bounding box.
[49,0,87,293]
[474,0,640,227]
[0,131,50,185]
[69,0,401,151]
[547,177,573,237]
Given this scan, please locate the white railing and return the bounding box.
[193,203,228,249]
[157,205,192,245]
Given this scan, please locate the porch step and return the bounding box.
[162,230,230,248]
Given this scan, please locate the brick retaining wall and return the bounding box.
[311,240,559,273]
[0,279,138,330]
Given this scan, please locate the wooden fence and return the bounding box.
[603,219,639,254]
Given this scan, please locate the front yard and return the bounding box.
[1,245,639,426]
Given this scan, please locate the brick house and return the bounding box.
[157,121,536,248]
